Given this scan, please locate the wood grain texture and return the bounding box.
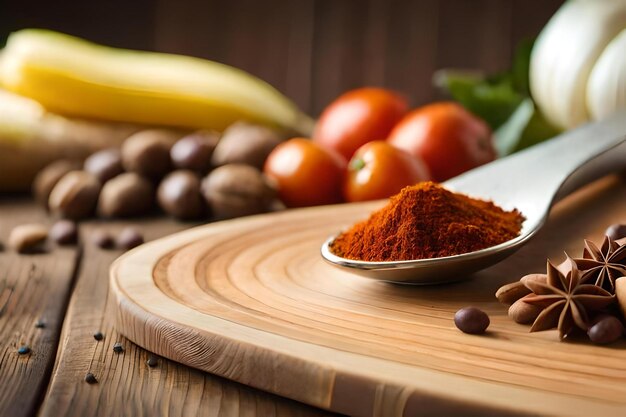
[0,198,79,417]
[41,220,335,417]
[113,176,626,417]
[150,0,565,115]
[2,0,565,115]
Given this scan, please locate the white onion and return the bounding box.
[530,0,626,130]
[587,28,626,121]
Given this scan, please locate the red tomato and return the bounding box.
[387,102,495,181]
[344,141,430,202]
[264,138,347,207]
[313,87,408,160]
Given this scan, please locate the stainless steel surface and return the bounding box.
[321,111,626,284]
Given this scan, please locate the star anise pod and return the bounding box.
[573,236,626,292]
[523,255,615,340]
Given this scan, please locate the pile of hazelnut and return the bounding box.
[33,122,285,221]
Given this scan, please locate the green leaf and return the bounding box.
[434,38,537,131]
[433,70,524,130]
[511,38,535,96]
[495,98,561,157]
[435,37,561,156]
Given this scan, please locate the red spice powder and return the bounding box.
[330,181,524,261]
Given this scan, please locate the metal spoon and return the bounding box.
[321,111,626,284]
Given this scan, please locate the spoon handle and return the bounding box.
[446,110,626,216]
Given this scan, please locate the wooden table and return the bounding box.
[0,196,337,417]
[4,176,626,416]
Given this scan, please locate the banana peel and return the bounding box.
[0,29,314,135]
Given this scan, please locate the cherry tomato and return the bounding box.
[387,102,495,181]
[264,138,347,207]
[344,141,430,202]
[313,87,408,160]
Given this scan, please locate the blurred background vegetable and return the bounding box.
[530,0,626,129]
[434,39,560,157]
[7,0,622,211]
[0,89,138,191]
[264,138,346,207]
[344,141,430,202]
[313,87,407,160]
[388,102,495,181]
[0,29,314,134]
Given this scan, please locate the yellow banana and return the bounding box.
[0,29,314,134]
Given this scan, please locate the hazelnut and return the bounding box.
[84,148,123,183]
[92,229,114,249]
[121,129,181,179]
[116,227,144,250]
[201,164,275,219]
[211,122,283,169]
[98,173,154,218]
[157,170,206,220]
[8,223,48,253]
[32,159,82,209]
[170,131,219,173]
[49,219,78,245]
[48,171,101,219]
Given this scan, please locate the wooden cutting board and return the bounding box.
[111,176,626,417]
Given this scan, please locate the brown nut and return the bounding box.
[49,171,101,219]
[116,227,144,250]
[98,173,154,218]
[587,315,624,344]
[201,164,275,219]
[32,159,82,209]
[454,307,490,334]
[606,224,626,241]
[519,273,548,289]
[267,199,287,212]
[616,277,626,320]
[170,130,219,173]
[211,122,283,169]
[8,223,48,253]
[84,148,123,183]
[495,281,531,305]
[49,219,78,245]
[157,170,205,220]
[121,129,180,179]
[508,295,543,324]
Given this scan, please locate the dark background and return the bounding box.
[1,0,564,115]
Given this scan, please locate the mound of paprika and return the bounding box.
[330,182,524,261]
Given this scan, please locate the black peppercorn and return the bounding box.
[35,320,46,328]
[113,342,124,353]
[18,345,31,355]
[146,355,158,367]
[84,372,98,384]
[93,331,104,341]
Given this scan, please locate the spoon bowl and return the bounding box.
[321,112,626,284]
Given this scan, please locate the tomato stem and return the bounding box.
[350,158,366,171]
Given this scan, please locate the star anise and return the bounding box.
[523,255,615,340]
[573,236,626,292]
